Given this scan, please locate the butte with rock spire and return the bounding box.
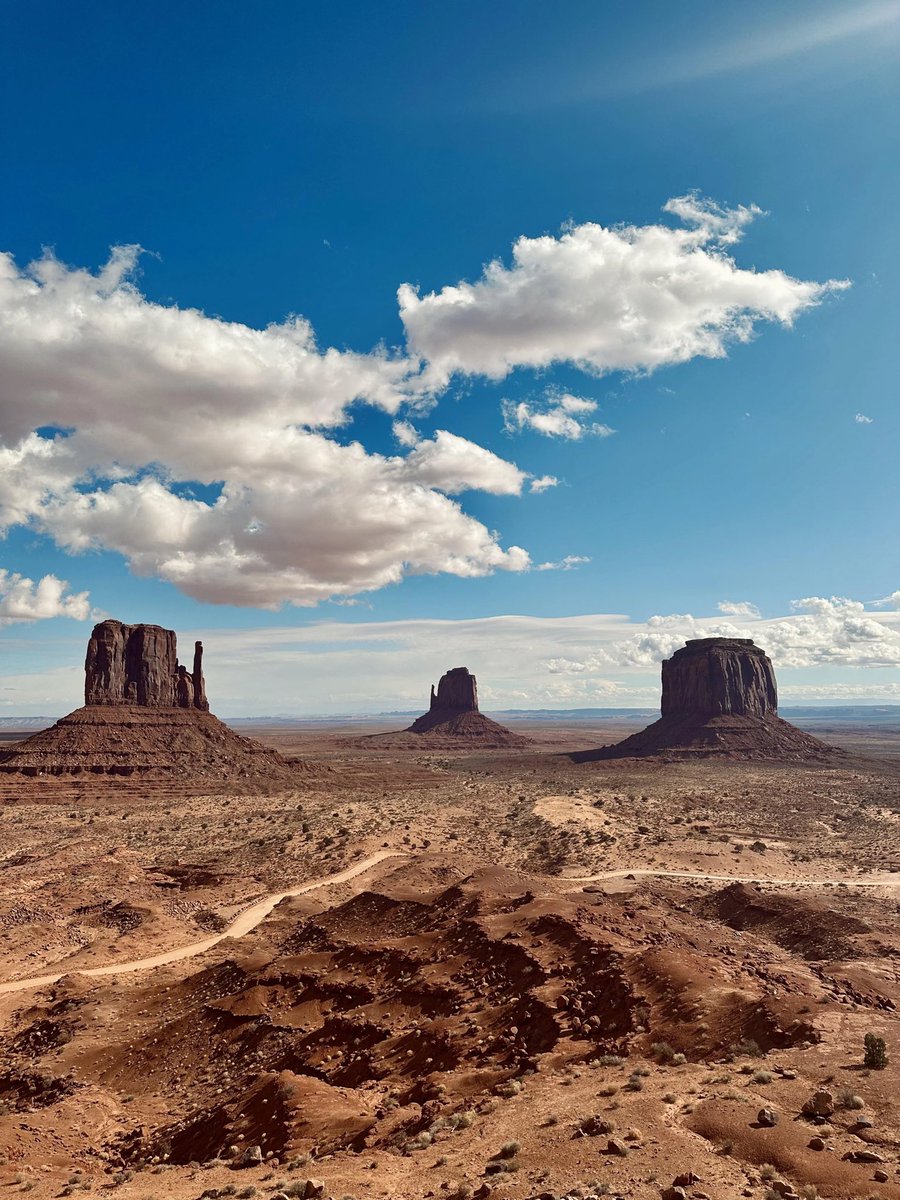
[371,666,532,748]
[0,619,318,783]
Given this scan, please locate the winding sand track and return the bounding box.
[3,850,899,998]
[0,849,403,997]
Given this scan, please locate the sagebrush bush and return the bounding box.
[864,1033,888,1070]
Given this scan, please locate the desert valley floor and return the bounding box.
[2,716,900,1200]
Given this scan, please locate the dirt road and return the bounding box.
[4,848,898,997]
[0,849,403,997]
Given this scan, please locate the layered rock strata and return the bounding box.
[85,620,207,710]
[0,620,315,783]
[661,638,777,719]
[579,638,836,761]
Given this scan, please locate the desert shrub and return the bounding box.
[753,1070,773,1084]
[651,1041,676,1063]
[864,1033,888,1070]
[495,1078,522,1097]
[732,1038,761,1058]
[495,1141,520,1159]
[837,1088,864,1110]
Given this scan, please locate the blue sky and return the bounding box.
[1,1,899,714]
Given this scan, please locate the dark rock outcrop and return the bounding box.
[577,638,837,761]
[661,638,777,719]
[428,666,479,714]
[85,620,208,710]
[366,667,531,748]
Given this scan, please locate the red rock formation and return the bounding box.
[192,641,209,712]
[85,620,208,711]
[390,667,531,746]
[2,619,320,783]
[579,638,836,761]
[429,667,479,713]
[661,638,777,719]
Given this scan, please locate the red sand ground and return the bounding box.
[1,718,900,1200]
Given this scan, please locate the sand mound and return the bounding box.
[699,881,871,960]
[53,864,827,1169]
[0,705,320,784]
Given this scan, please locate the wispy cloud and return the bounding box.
[855,412,874,424]
[717,600,761,618]
[642,1,900,90]
[536,554,591,572]
[502,393,615,441]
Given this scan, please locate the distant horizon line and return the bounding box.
[1,702,899,727]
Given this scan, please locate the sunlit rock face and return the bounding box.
[84,620,208,710]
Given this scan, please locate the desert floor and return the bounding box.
[1,717,900,1200]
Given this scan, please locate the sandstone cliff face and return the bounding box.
[85,620,208,710]
[661,638,777,719]
[430,667,479,713]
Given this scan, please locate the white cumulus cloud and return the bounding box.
[0,196,849,610]
[399,194,847,383]
[0,248,530,607]
[547,595,900,675]
[0,568,90,625]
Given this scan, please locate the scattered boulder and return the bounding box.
[578,1115,615,1136]
[757,1107,779,1127]
[672,1174,700,1188]
[801,1090,835,1118]
[771,1184,799,1199]
[660,1189,687,1200]
[843,1149,885,1163]
[235,1145,263,1168]
[607,1137,629,1156]
[808,1136,827,1151]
